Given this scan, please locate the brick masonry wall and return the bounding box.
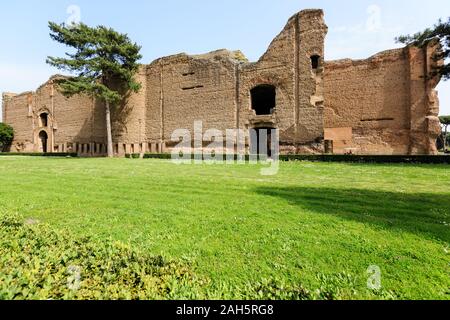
[111,67,147,154]
[239,10,327,154]
[2,92,34,152]
[324,43,442,155]
[1,9,442,156]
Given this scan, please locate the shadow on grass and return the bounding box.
[255,186,450,243]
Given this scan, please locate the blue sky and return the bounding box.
[1,0,449,117]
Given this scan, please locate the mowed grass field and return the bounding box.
[0,157,449,299]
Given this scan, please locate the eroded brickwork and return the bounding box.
[324,40,442,155]
[1,9,442,156]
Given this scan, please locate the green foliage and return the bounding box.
[439,116,450,152]
[46,22,142,105]
[143,153,173,160]
[396,18,450,80]
[139,153,450,164]
[0,213,388,300]
[125,153,141,159]
[0,153,77,157]
[440,115,450,126]
[278,154,450,164]
[0,123,14,152]
[1,158,449,299]
[0,214,205,300]
[46,22,143,157]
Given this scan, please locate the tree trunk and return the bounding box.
[445,125,448,152]
[105,101,114,158]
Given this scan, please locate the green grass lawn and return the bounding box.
[0,157,449,299]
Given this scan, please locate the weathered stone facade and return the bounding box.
[324,40,442,155]
[1,10,443,156]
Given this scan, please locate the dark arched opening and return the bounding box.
[251,85,276,116]
[39,113,48,127]
[311,55,320,70]
[39,131,48,153]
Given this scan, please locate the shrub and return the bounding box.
[278,154,450,164]
[125,153,141,159]
[139,153,450,164]
[0,214,205,300]
[0,214,398,300]
[0,123,14,152]
[143,153,172,160]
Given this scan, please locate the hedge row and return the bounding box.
[278,154,450,164]
[0,152,78,158]
[3,152,448,164]
[127,153,450,164]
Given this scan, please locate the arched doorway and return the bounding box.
[251,85,276,115]
[39,131,48,153]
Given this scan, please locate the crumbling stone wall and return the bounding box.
[144,50,238,154]
[324,41,442,155]
[2,92,34,152]
[138,9,327,155]
[239,10,327,154]
[111,67,147,155]
[2,77,104,154]
[1,9,442,156]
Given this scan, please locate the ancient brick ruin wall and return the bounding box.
[2,92,34,152]
[1,9,442,156]
[0,10,330,156]
[110,67,147,155]
[239,10,327,154]
[2,78,103,154]
[408,42,442,155]
[35,80,101,153]
[324,42,442,155]
[144,52,238,153]
[141,9,327,155]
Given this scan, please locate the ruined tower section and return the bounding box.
[295,10,328,152]
[239,9,328,153]
[407,40,442,155]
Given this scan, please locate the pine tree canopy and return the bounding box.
[396,18,450,80]
[46,22,143,104]
[440,115,450,125]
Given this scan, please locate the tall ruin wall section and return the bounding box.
[144,52,238,151]
[323,42,441,155]
[239,9,327,154]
